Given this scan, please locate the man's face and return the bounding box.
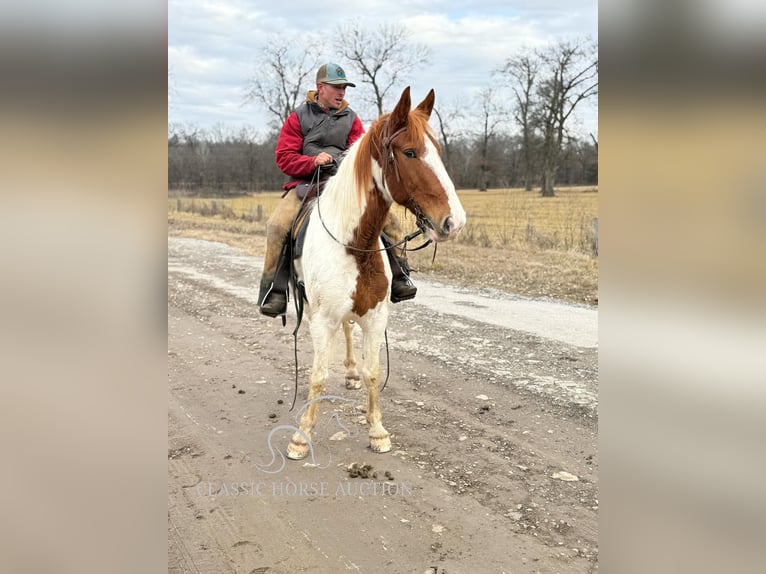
[317,83,348,109]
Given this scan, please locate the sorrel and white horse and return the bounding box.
[287,87,466,459]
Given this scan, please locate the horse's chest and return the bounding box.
[302,244,388,315]
[350,252,389,316]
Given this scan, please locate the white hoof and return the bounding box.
[286,440,309,460]
[370,434,392,453]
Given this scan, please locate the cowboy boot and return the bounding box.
[258,281,287,317]
[259,240,290,317]
[381,233,417,303]
[390,254,417,302]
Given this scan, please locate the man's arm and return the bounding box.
[275,113,316,179]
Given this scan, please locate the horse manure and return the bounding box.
[478,404,490,413]
[268,413,276,419]
[346,464,393,481]
[238,389,246,394]
[347,462,377,479]
[277,399,284,405]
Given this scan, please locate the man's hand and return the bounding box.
[313,152,334,167]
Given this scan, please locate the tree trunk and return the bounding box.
[524,173,534,192]
[540,167,556,197]
[522,127,534,191]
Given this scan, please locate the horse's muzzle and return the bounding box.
[442,215,464,237]
[426,214,464,242]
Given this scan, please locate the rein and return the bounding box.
[315,189,432,255]
[316,193,433,254]
[314,163,432,254]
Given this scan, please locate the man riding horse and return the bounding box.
[258,62,417,317]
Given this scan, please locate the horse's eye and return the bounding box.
[403,149,417,159]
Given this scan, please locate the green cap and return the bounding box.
[316,63,356,87]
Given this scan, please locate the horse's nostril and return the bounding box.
[443,217,454,235]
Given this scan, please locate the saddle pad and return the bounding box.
[294,182,318,201]
[291,199,315,260]
[293,178,331,201]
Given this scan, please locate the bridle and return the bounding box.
[314,117,435,254]
[380,120,440,242]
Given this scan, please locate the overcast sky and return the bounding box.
[168,0,598,138]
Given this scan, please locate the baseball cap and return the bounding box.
[316,63,356,87]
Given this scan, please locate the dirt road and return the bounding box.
[168,237,598,573]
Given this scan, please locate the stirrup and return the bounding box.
[260,290,287,317]
[391,276,417,303]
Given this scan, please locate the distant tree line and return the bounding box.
[167,125,596,195]
[168,125,282,193]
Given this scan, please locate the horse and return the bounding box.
[286,86,466,460]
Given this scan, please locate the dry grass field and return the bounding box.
[168,186,598,305]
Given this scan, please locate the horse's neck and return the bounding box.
[317,157,391,249]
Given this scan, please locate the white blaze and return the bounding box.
[422,136,466,234]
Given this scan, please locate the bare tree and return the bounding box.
[475,87,507,191]
[497,52,540,191]
[432,98,464,176]
[334,20,431,118]
[243,35,324,129]
[534,38,598,197]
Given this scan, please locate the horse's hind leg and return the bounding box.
[362,328,391,453]
[287,321,336,460]
[342,320,361,390]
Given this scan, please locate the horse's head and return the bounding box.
[368,87,466,242]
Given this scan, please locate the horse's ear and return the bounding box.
[415,89,435,118]
[389,86,412,132]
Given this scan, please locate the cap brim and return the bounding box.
[323,80,356,87]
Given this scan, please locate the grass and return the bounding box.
[168,186,598,306]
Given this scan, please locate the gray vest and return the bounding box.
[295,102,358,163]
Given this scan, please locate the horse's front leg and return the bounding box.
[362,326,391,453]
[342,320,361,390]
[287,321,336,460]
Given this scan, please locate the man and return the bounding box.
[258,62,417,317]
